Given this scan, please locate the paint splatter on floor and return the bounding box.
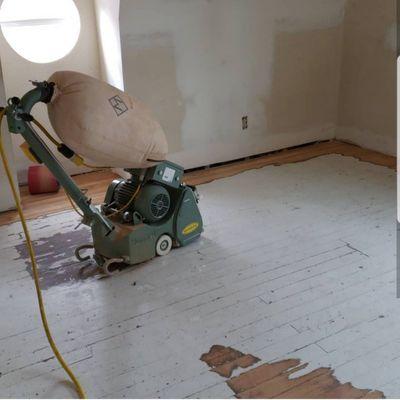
[13,227,99,289]
[200,345,384,398]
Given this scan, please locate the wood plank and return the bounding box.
[200,345,384,399]
[0,154,394,398]
[0,169,118,226]
[184,139,395,186]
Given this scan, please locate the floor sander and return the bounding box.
[2,73,203,275]
[0,73,203,398]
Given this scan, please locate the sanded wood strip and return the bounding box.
[184,140,395,186]
[200,345,260,378]
[0,169,119,225]
[200,345,385,399]
[0,140,395,226]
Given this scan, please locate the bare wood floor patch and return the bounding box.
[0,140,395,226]
[200,345,260,378]
[200,345,385,398]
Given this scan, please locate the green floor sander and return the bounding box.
[4,80,203,275]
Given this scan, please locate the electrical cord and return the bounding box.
[31,117,139,218]
[31,118,59,146]
[31,118,110,169]
[106,183,141,218]
[0,109,87,399]
[65,191,84,217]
[31,118,113,218]
[30,119,87,218]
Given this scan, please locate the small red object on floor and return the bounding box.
[28,165,60,194]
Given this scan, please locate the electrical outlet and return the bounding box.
[242,116,248,130]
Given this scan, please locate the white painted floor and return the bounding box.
[0,154,396,398]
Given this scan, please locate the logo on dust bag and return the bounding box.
[182,222,199,235]
[108,95,128,116]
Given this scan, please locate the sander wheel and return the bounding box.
[156,234,172,256]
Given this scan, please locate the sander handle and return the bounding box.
[5,81,114,235]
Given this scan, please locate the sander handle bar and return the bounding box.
[5,80,114,235]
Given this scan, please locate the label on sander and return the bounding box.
[162,167,175,182]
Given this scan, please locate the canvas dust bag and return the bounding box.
[47,71,168,168]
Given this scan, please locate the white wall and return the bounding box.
[0,61,18,211]
[0,0,102,183]
[336,0,396,156]
[397,56,399,222]
[0,0,393,200]
[120,0,346,169]
[94,0,123,90]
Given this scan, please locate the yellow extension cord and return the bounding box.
[0,109,87,399]
[31,118,140,218]
[65,191,84,217]
[106,182,141,218]
[32,118,110,170]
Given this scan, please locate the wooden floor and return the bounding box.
[0,139,395,226]
[0,151,396,398]
[200,345,384,398]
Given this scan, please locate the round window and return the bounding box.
[0,0,80,63]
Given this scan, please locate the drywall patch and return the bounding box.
[121,32,184,152]
[200,345,385,398]
[265,25,342,134]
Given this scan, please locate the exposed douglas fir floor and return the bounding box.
[0,143,396,398]
[0,140,395,226]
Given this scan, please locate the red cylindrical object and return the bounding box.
[28,165,60,195]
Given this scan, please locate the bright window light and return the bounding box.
[0,0,80,63]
